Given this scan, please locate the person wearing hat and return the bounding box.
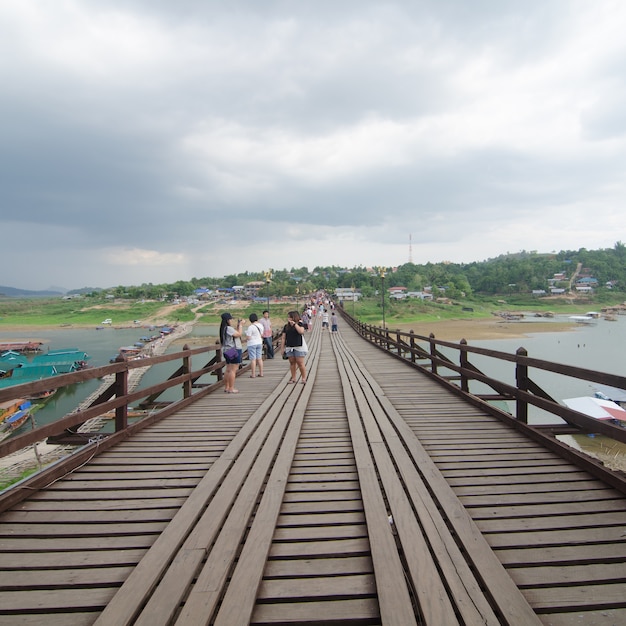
[219,312,244,393]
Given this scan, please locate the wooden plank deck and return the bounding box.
[0,321,625,624]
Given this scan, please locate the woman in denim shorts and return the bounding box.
[245,312,264,378]
[281,310,308,383]
[219,312,243,393]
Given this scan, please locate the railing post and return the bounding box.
[429,333,437,375]
[460,339,469,393]
[396,330,402,357]
[216,346,224,382]
[409,331,416,363]
[114,356,128,432]
[516,347,529,423]
[182,344,192,399]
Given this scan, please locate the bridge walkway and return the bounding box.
[0,321,625,624]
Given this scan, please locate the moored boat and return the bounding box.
[26,389,57,401]
[569,315,596,324]
[0,398,31,423]
[3,409,30,431]
[1,398,32,435]
[0,341,43,353]
[0,348,91,390]
[563,396,626,426]
[594,385,626,408]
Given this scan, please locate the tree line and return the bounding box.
[74,242,626,302]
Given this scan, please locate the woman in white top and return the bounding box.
[245,313,264,378]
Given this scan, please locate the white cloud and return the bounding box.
[103,247,186,267]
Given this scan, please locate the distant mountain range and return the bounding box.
[0,285,65,297]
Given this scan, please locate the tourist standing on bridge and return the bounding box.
[220,312,243,394]
[259,310,274,359]
[245,313,264,378]
[321,309,329,330]
[281,310,307,384]
[331,311,338,332]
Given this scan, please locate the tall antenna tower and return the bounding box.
[408,233,413,264]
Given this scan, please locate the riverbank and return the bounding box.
[390,318,578,341]
[0,315,581,344]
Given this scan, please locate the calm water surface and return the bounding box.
[0,325,216,429]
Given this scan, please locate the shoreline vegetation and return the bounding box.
[0,301,612,342]
[1,294,624,343]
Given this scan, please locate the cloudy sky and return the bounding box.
[2,1,625,291]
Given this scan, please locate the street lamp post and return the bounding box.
[264,270,272,314]
[351,284,355,318]
[377,267,386,329]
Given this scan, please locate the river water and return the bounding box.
[2,316,625,468]
[0,325,218,431]
[445,314,626,471]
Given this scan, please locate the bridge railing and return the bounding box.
[0,344,234,465]
[340,309,626,446]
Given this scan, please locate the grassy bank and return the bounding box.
[0,298,196,327]
[346,294,621,327]
[1,294,623,330]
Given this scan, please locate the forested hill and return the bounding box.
[81,242,626,301]
[326,244,626,298]
[0,286,63,298]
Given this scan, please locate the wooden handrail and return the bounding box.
[338,307,626,445]
[0,344,236,460]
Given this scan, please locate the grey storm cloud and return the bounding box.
[1,0,625,290]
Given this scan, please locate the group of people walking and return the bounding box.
[219,303,338,393]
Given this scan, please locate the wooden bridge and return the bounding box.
[1,314,626,624]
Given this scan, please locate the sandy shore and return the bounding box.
[372,318,577,341]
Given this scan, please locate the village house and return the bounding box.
[335,288,361,301]
[244,281,266,298]
[406,291,433,300]
[388,286,407,300]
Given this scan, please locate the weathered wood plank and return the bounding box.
[0,566,134,589]
[509,562,626,586]
[263,556,373,577]
[0,587,114,611]
[496,543,626,564]
[250,598,380,624]
[0,614,96,626]
[523,583,626,610]
[337,332,543,625]
[0,549,147,569]
[476,511,626,532]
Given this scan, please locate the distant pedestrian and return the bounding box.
[331,311,338,332]
[245,313,264,378]
[259,310,274,359]
[321,310,329,330]
[301,310,310,331]
[219,312,243,394]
